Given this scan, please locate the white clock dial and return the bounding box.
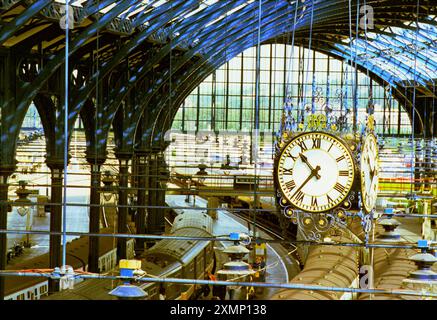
[361,134,379,212]
[276,132,355,213]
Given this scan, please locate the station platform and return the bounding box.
[6,170,91,268]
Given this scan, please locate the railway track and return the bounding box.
[230,207,303,270]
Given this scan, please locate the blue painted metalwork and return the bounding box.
[1,0,436,155]
[0,0,50,45]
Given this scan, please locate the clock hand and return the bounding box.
[299,153,321,179]
[365,153,376,181]
[291,165,321,198]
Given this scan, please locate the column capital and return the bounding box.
[85,154,106,166]
[45,158,67,171]
[133,148,152,157]
[151,145,167,154]
[114,149,133,161]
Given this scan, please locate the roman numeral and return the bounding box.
[284,150,298,161]
[326,194,334,204]
[339,170,349,176]
[285,180,296,190]
[327,143,333,152]
[311,196,318,207]
[293,190,305,203]
[311,137,321,149]
[334,182,345,194]
[336,155,345,162]
[297,141,308,151]
[282,167,293,175]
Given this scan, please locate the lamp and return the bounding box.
[217,244,255,300]
[14,180,34,248]
[15,180,32,216]
[195,164,208,185]
[109,260,148,300]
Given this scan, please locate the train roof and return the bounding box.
[5,228,121,296]
[43,278,119,300]
[171,211,213,234]
[144,211,213,263]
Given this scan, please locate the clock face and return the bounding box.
[360,134,379,212]
[276,132,355,213]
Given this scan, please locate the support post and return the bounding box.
[147,151,167,236]
[134,151,147,254]
[46,161,64,293]
[86,156,105,273]
[207,197,219,220]
[0,166,14,300]
[115,152,132,261]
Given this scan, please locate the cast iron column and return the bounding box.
[86,158,105,273]
[46,161,64,293]
[147,151,167,236]
[0,165,14,300]
[115,152,131,261]
[157,152,168,232]
[147,152,158,236]
[134,151,147,254]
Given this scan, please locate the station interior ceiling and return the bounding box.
[0,0,436,301]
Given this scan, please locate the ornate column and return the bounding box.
[86,155,106,273]
[0,165,15,300]
[114,151,132,261]
[46,159,64,293]
[147,150,167,236]
[133,150,148,254]
[414,140,423,192]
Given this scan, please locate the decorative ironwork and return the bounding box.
[17,57,40,83]
[0,0,20,10]
[39,2,85,26]
[277,188,350,242]
[93,12,133,35]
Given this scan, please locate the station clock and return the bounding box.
[360,133,379,213]
[275,132,356,213]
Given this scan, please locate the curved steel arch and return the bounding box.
[75,0,263,155]
[0,0,51,45]
[130,3,305,149]
[1,0,436,155]
[144,48,412,147]
[78,0,300,153]
[148,35,428,146]
[68,0,252,128]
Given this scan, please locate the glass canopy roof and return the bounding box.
[8,0,436,94]
[50,0,436,88]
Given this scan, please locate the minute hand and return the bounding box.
[291,165,321,199]
[300,153,321,179]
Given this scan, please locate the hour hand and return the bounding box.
[291,165,321,199]
[300,153,321,179]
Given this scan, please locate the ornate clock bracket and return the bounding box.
[278,191,352,242]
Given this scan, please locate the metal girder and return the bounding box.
[351,38,436,83]
[0,0,436,155]
[66,0,197,121]
[146,15,304,146]
[105,1,299,149]
[0,0,20,10]
[82,0,272,128]
[38,1,86,26]
[0,0,51,45]
[5,0,143,149]
[92,12,133,35]
[332,40,430,86]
